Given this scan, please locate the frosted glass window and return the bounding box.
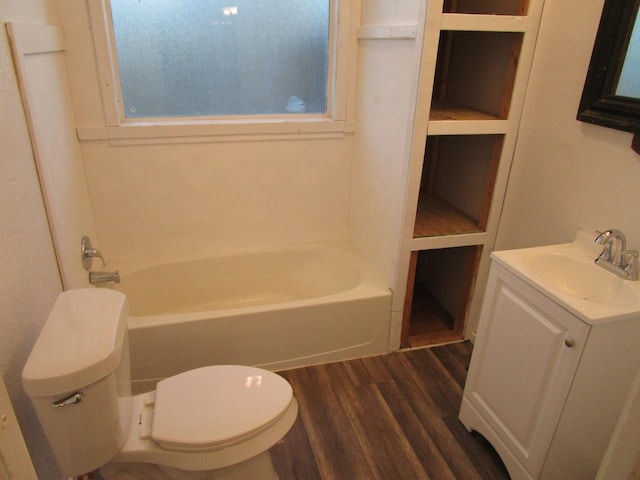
[110,0,330,118]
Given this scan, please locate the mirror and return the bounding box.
[578,0,640,136]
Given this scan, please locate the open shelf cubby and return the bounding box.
[414,134,505,238]
[402,246,483,348]
[432,30,523,121]
[443,0,530,16]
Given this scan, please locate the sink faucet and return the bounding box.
[594,229,638,280]
[89,271,120,285]
[595,229,626,265]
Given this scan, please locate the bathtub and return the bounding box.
[112,244,392,393]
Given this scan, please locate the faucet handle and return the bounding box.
[622,250,639,281]
[81,236,106,270]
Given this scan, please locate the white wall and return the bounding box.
[496,1,640,477]
[0,1,64,478]
[497,0,640,250]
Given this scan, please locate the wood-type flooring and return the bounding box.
[271,341,509,480]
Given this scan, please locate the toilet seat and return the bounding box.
[151,365,294,452]
[108,365,298,472]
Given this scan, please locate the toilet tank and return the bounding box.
[22,289,133,476]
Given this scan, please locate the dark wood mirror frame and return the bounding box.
[578,0,640,141]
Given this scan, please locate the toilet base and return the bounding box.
[101,450,278,480]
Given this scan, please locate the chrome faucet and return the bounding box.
[81,236,120,284]
[89,271,120,285]
[594,229,638,280]
[81,236,105,270]
[595,229,626,265]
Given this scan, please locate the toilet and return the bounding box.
[22,289,298,479]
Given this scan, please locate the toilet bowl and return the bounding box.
[22,289,298,479]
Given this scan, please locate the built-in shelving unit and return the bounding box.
[396,0,545,348]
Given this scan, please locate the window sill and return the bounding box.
[76,117,356,145]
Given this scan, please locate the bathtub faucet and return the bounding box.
[89,271,120,285]
[81,236,106,270]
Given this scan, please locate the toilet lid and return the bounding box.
[151,365,293,451]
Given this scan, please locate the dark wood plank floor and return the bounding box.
[271,341,509,480]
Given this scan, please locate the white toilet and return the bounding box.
[22,289,298,479]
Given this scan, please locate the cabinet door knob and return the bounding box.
[564,337,576,348]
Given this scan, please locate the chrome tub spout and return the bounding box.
[89,271,120,285]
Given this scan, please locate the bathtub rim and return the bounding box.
[109,241,379,278]
[105,241,389,327]
[126,281,390,329]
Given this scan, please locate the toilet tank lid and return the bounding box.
[22,289,129,398]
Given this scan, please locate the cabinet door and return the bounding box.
[464,264,589,477]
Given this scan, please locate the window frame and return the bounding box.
[83,0,356,144]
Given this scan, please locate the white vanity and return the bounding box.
[460,231,640,479]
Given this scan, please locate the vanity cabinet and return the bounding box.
[396,0,546,347]
[460,258,640,479]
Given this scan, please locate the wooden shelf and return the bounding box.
[428,101,508,134]
[440,14,529,32]
[414,192,483,238]
[443,0,529,16]
[430,100,501,122]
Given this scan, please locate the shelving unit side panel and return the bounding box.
[395,0,445,241]
[400,251,418,348]
[390,0,444,325]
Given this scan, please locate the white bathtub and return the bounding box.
[112,244,392,393]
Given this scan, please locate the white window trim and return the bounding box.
[81,0,358,145]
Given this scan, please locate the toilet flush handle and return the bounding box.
[51,392,83,408]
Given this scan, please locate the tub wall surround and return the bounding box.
[7,21,98,289]
[81,139,352,263]
[350,1,425,290]
[47,0,427,288]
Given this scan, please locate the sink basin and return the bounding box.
[492,231,640,323]
[527,252,638,308]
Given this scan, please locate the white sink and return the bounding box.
[527,252,639,308]
[492,231,640,324]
